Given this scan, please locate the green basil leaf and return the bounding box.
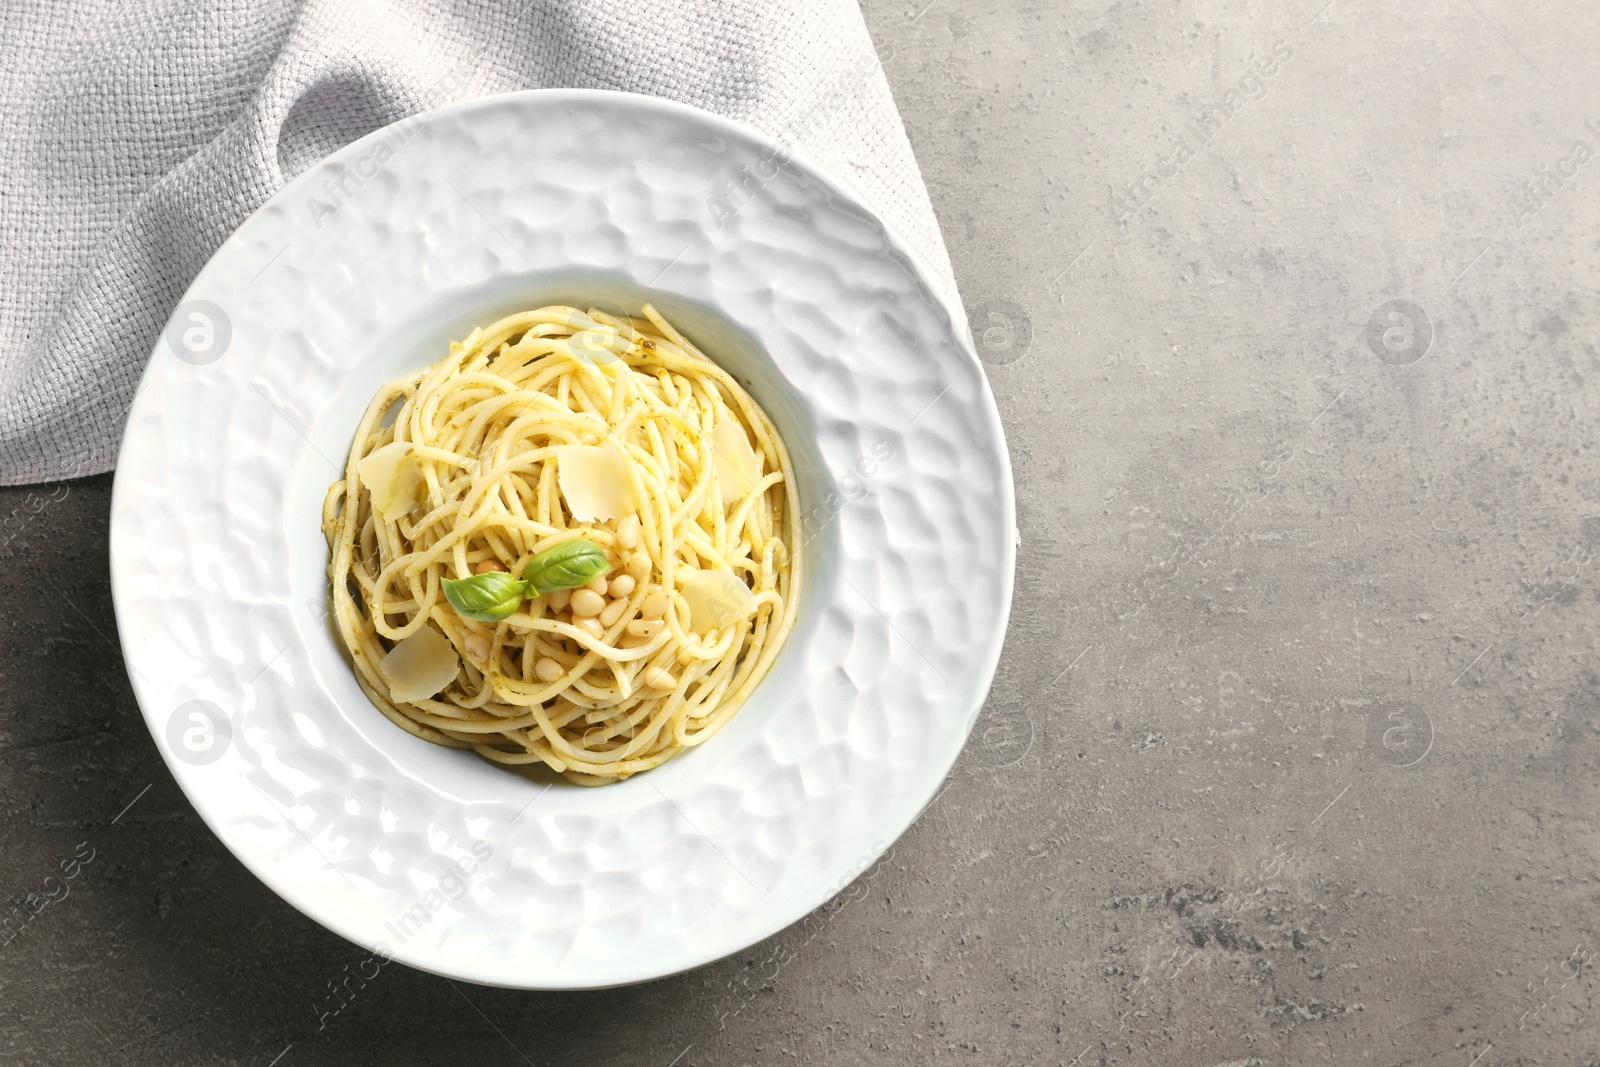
[441,571,527,622]
[523,537,610,594]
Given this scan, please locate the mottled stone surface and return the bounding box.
[3,0,1598,1063]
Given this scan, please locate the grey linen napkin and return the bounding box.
[0,0,957,486]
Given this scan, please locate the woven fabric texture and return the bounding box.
[0,0,955,485]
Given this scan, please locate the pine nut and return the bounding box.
[473,558,506,574]
[641,592,670,619]
[608,574,636,598]
[643,667,677,689]
[464,633,491,662]
[545,588,571,613]
[576,616,606,640]
[585,574,609,595]
[626,619,664,638]
[570,589,605,617]
[599,598,628,627]
[534,657,564,681]
[616,513,641,549]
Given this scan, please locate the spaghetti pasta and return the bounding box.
[321,303,799,785]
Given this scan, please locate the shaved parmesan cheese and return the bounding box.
[679,569,756,632]
[358,441,423,521]
[380,626,460,703]
[712,419,762,501]
[555,445,634,521]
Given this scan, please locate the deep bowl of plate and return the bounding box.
[110,88,1014,988]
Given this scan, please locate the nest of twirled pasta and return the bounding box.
[321,303,799,784]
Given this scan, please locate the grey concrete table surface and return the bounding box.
[2,1,1597,1064]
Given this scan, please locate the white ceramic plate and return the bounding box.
[110,89,1014,988]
